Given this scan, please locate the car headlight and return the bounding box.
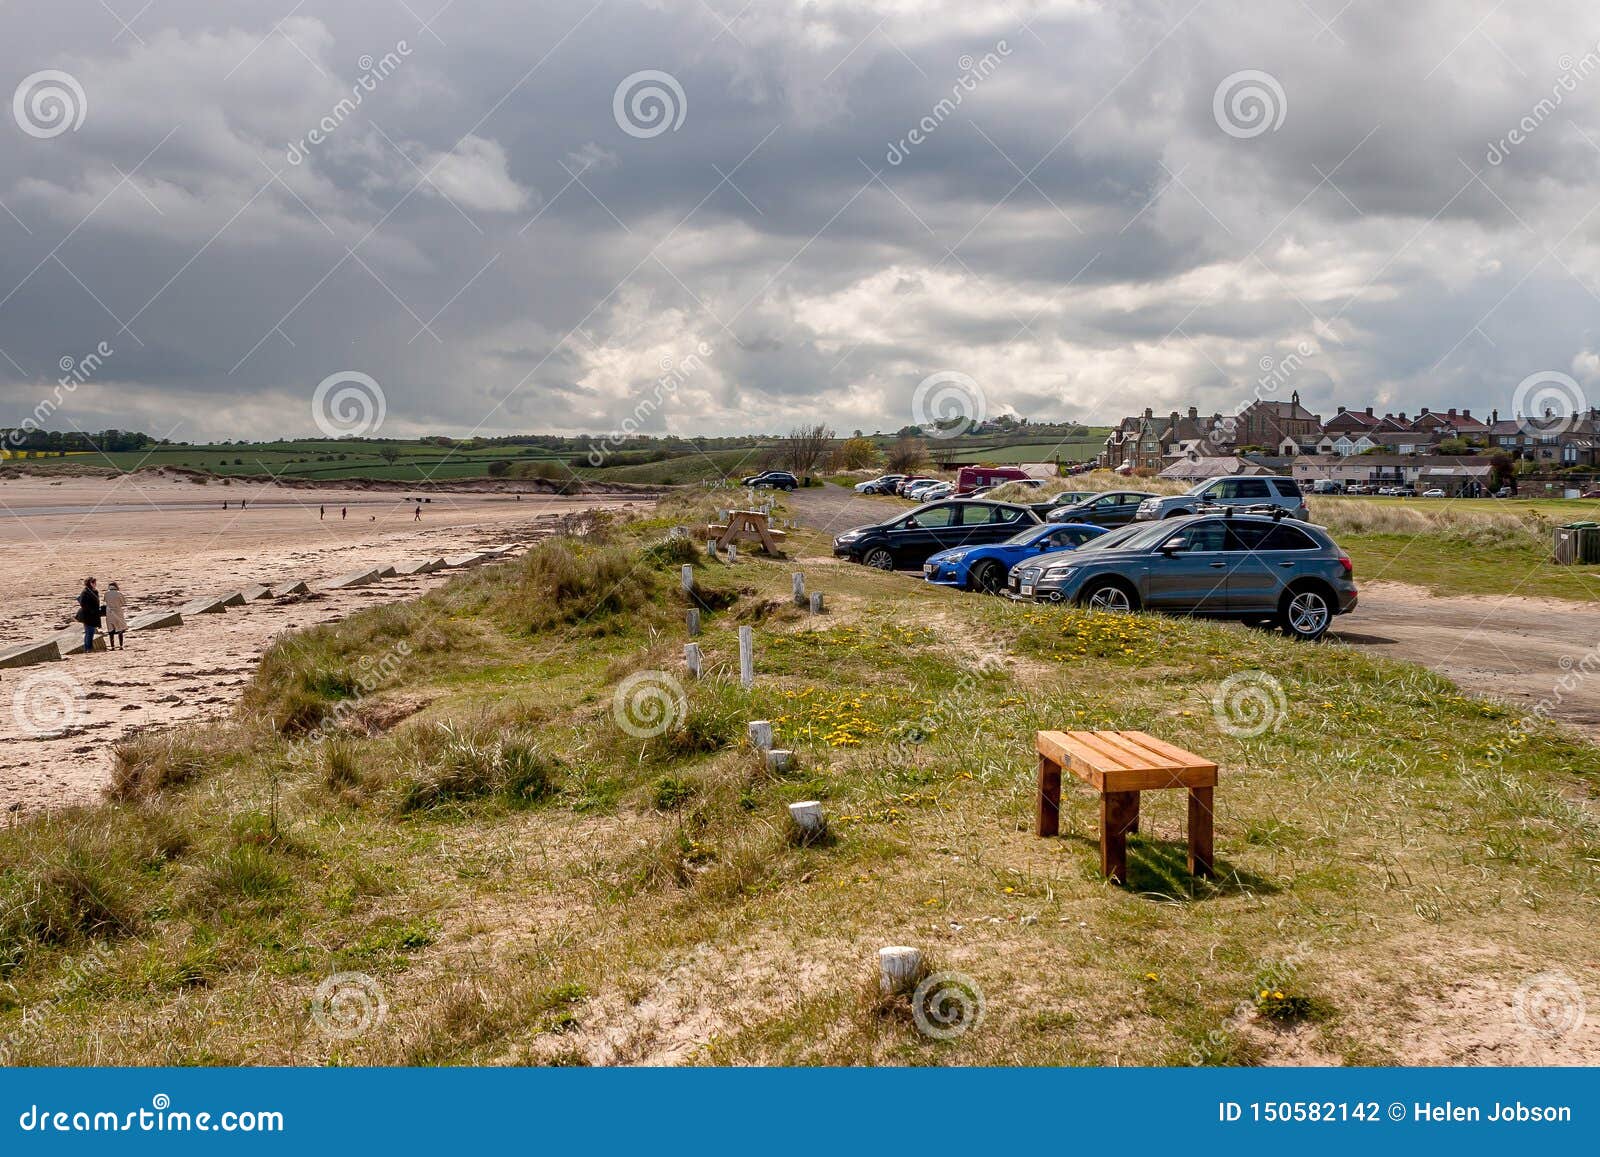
[1043,566,1077,580]
[835,530,863,541]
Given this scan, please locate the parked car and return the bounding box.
[917,482,955,501]
[855,474,906,494]
[895,476,940,497]
[1008,510,1357,641]
[904,479,947,501]
[1421,488,1446,498]
[1496,486,1515,498]
[1042,490,1096,508]
[1044,490,1158,528]
[956,465,1031,494]
[923,522,1107,593]
[741,470,799,490]
[1311,479,1344,494]
[833,500,1042,570]
[1136,475,1308,521]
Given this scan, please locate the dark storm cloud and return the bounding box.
[4,0,1600,441]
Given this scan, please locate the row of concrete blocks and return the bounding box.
[0,544,523,669]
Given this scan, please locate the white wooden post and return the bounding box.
[792,572,805,606]
[809,592,824,615]
[684,643,702,679]
[738,626,753,689]
[789,800,826,837]
[765,749,793,773]
[687,608,700,637]
[680,564,694,593]
[878,947,924,994]
[747,720,773,750]
[727,544,738,563]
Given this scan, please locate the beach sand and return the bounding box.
[0,472,650,812]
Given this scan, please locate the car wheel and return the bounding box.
[862,547,895,571]
[970,560,1005,594]
[1080,579,1139,614]
[1279,586,1332,641]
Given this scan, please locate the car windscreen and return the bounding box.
[1004,524,1052,546]
[1069,522,1147,553]
[1094,520,1181,552]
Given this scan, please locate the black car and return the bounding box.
[1044,490,1158,528]
[833,500,1041,570]
[741,470,799,490]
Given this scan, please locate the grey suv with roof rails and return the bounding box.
[1007,508,1356,640]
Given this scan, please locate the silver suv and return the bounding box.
[1007,510,1357,641]
[1136,475,1308,521]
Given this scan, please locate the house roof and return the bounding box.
[1157,455,1269,479]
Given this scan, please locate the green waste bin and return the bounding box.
[1554,522,1600,565]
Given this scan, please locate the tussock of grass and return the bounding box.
[391,721,560,812]
[1310,499,1546,547]
[109,728,234,800]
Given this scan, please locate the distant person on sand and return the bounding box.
[223,500,228,510]
[320,505,325,520]
[103,581,128,650]
[75,577,101,653]
[413,505,421,521]
[341,507,347,520]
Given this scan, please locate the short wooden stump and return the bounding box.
[1035,730,1217,884]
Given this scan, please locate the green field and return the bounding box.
[932,437,1106,465]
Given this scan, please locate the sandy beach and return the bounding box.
[0,472,650,812]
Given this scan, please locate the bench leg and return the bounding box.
[1100,791,1139,884]
[1187,786,1214,878]
[1036,755,1061,838]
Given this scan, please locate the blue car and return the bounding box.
[922,522,1106,593]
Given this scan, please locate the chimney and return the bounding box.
[1492,409,1499,423]
[1143,407,1152,418]
[1365,406,1373,416]
[1448,408,1457,416]
[1337,405,1346,414]
[1188,406,1198,420]
[1462,408,1471,418]
[1420,407,1430,416]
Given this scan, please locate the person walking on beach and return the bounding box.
[341,506,347,520]
[413,504,421,521]
[320,505,325,520]
[103,581,128,651]
[75,577,102,653]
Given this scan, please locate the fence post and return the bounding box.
[792,572,805,607]
[680,564,694,594]
[878,947,924,994]
[809,592,824,615]
[687,608,700,637]
[685,643,702,679]
[738,626,753,689]
[747,720,773,750]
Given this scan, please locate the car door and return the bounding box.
[1145,519,1231,613]
[953,502,1027,547]
[1225,522,1321,612]
[888,503,958,566]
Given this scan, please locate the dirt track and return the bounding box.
[788,484,1600,740]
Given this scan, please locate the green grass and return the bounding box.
[0,487,1595,1066]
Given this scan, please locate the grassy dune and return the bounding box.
[2,494,1597,1065]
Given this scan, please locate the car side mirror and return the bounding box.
[1159,536,1186,555]
[904,518,919,529]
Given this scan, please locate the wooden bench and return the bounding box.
[1035,730,1217,884]
[704,510,788,554]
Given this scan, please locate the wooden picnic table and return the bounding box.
[705,509,787,554]
[1035,729,1217,884]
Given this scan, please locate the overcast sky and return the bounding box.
[4,0,1600,442]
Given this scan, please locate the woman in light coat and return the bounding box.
[103,580,128,650]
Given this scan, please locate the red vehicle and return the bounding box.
[956,465,1032,494]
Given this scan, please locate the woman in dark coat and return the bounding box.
[76,577,102,653]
